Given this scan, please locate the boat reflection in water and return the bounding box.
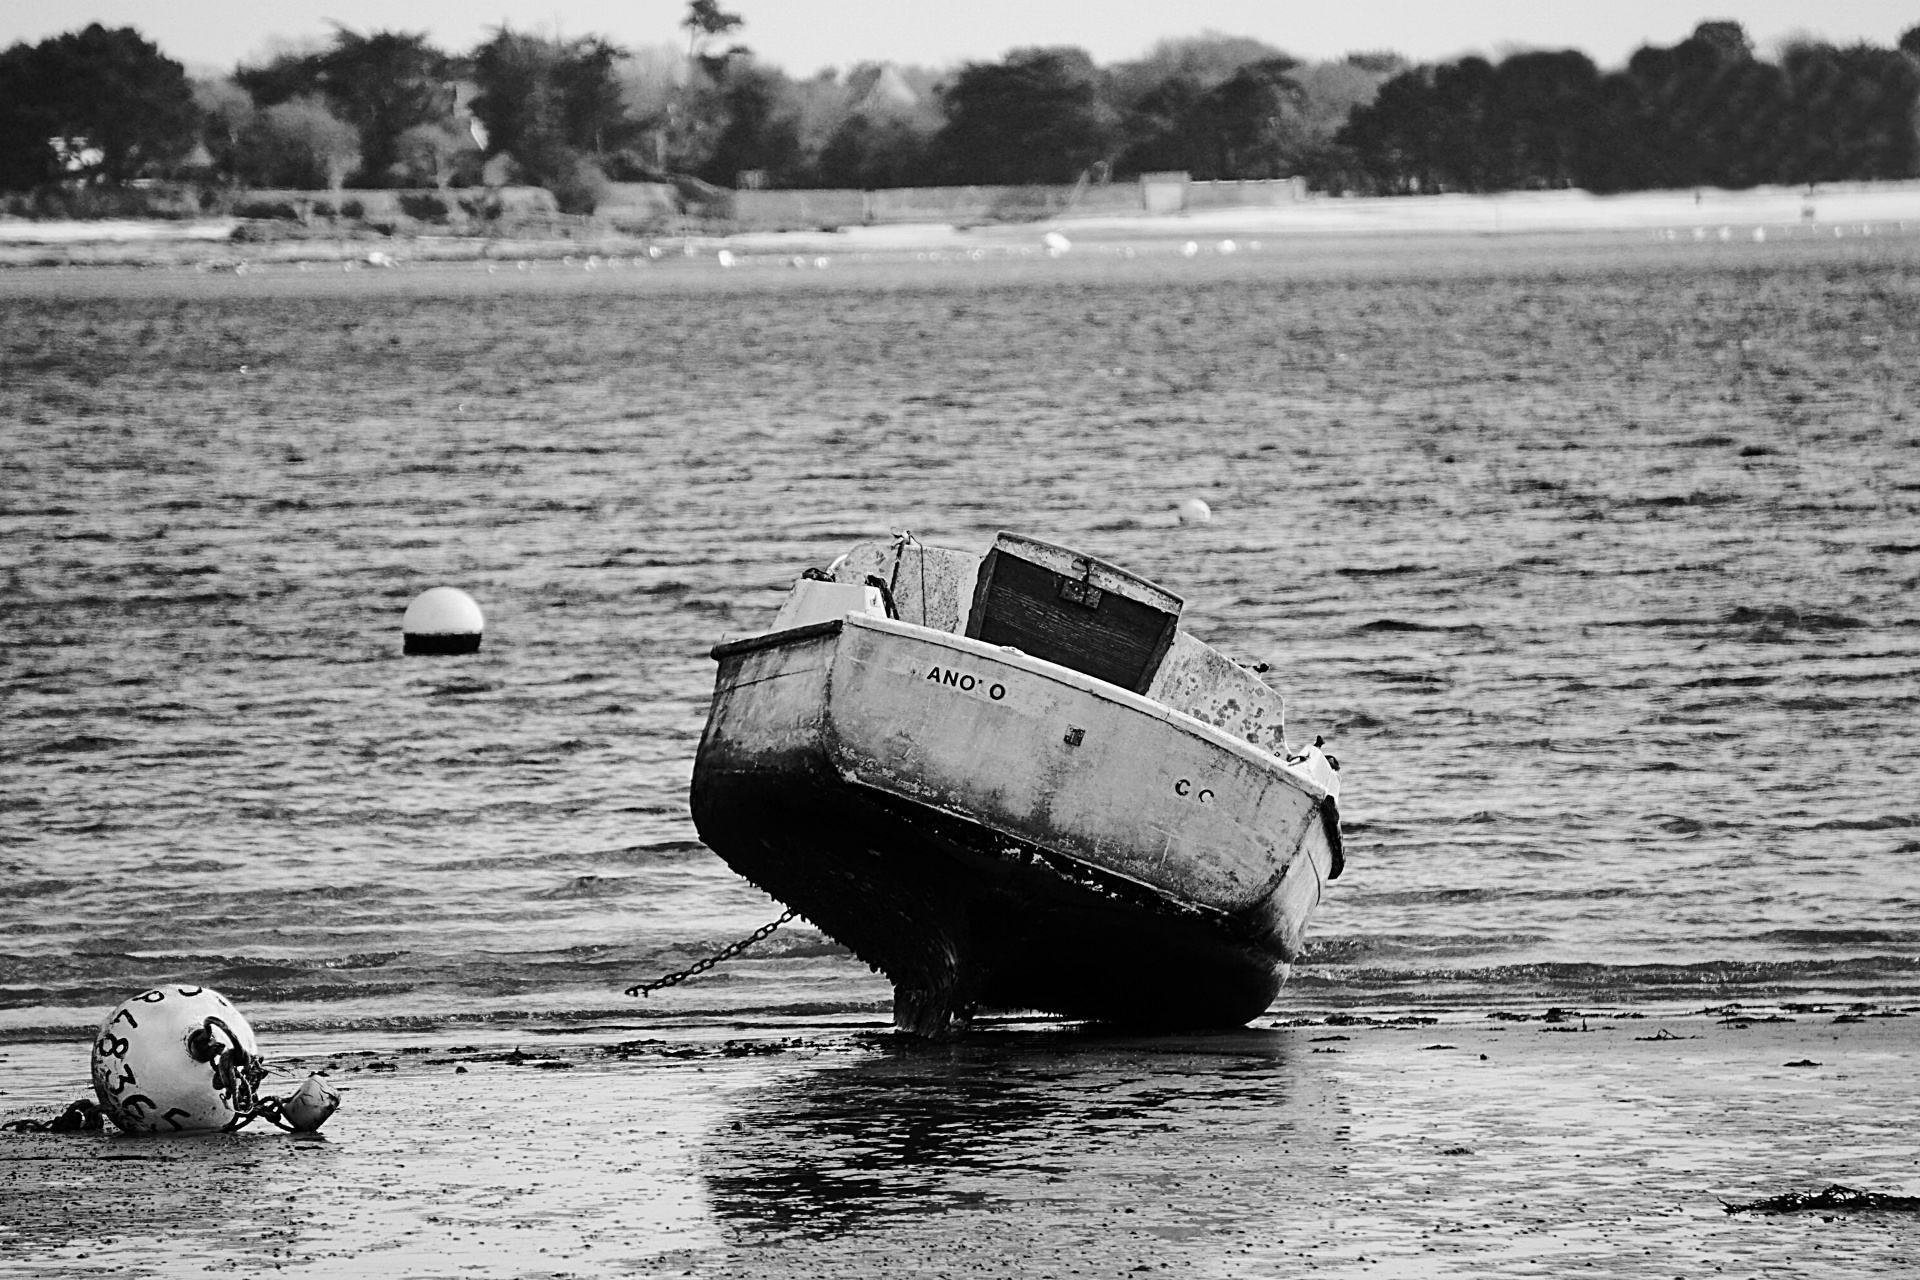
[692,532,1344,1036]
[697,1031,1329,1246]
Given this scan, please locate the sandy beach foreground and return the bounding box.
[3,1011,1915,1278]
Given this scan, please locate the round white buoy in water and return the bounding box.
[1177,497,1212,525]
[1181,241,1200,258]
[1043,231,1071,257]
[716,249,736,268]
[90,987,263,1134]
[403,587,484,655]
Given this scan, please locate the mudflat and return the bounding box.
[2,1012,1916,1278]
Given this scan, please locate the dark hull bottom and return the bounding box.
[692,764,1283,1036]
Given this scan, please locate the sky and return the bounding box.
[3,0,1917,75]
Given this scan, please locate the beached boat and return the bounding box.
[690,532,1343,1036]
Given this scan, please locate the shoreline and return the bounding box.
[7,182,1920,270]
[4,1010,1916,1277]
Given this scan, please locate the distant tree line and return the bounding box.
[1340,22,1920,192]
[4,13,1920,209]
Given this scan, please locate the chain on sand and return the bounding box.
[625,909,799,997]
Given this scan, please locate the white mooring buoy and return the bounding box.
[90,986,341,1135]
[403,586,485,655]
[90,987,262,1134]
[1177,497,1213,525]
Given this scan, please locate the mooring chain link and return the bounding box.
[625,909,799,997]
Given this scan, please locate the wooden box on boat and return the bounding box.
[690,533,1342,1036]
[965,532,1182,694]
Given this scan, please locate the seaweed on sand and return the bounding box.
[1724,1185,1920,1214]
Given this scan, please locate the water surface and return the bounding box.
[4,235,1918,1035]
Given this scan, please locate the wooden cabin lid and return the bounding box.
[966,533,1184,694]
[987,533,1184,616]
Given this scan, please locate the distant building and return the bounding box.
[843,64,919,118]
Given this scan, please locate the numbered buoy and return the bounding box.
[90,987,264,1134]
[1177,497,1212,525]
[402,586,484,655]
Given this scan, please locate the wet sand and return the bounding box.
[3,1011,1916,1277]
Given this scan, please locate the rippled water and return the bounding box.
[4,234,1918,1038]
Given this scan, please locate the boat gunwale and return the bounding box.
[709,612,1332,806]
[711,618,845,660]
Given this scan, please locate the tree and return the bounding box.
[1338,68,1444,191]
[1193,58,1305,178]
[1777,42,1920,182]
[682,0,746,79]
[1287,57,1401,192]
[194,77,256,177]
[235,97,360,189]
[470,27,630,209]
[554,36,629,155]
[815,112,933,187]
[1108,33,1289,112]
[236,28,453,186]
[932,47,1117,184]
[1483,51,1599,188]
[1115,71,1211,174]
[695,61,803,186]
[394,121,478,187]
[0,24,197,190]
[1596,22,1785,189]
[314,29,452,183]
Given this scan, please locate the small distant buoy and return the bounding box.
[1181,241,1200,258]
[1177,497,1212,525]
[716,249,736,268]
[1752,227,1766,243]
[814,256,830,270]
[403,587,484,655]
[91,987,263,1134]
[367,251,395,268]
[1043,231,1071,257]
[1217,239,1237,255]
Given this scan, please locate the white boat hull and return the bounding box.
[692,614,1341,1035]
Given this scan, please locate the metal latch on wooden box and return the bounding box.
[1058,560,1103,609]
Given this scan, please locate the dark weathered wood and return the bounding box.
[965,540,1181,694]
